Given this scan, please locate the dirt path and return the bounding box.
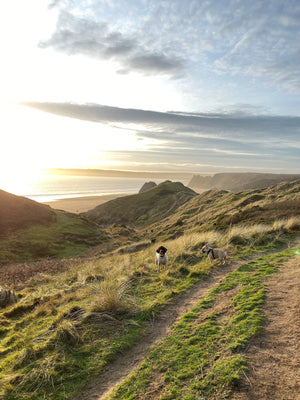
[75,260,243,400]
[75,254,300,400]
[234,254,300,400]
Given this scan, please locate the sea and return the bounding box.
[1,174,181,203]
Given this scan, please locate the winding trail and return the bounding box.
[75,259,245,400]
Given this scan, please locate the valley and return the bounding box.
[0,179,299,399]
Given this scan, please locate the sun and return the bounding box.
[0,101,157,196]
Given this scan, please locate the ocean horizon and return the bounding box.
[1,174,188,203]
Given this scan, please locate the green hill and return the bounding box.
[144,179,300,240]
[0,189,55,236]
[0,190,108,263]
[85,180,197,227]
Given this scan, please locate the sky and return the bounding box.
[1,0,300,179]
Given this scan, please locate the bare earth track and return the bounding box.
[234,254,300,400]
[75,253,300,400]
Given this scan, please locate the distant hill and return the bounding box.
[188,173,300,192]
[85,181,197,227]
[145,179,300,240]
[0,190,55,236]
[139,181,157,193]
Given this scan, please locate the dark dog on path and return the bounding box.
[155,246,168,272]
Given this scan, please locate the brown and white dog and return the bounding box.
[156,245,168,272]
[201,244,227,265]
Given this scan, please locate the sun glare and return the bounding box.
[0,167,45,196]
[0,101,158,196]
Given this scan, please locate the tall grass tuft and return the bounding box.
[91,275,137,314]
[226,224,270,246]
[54,319,82,345]
[273,216,300,233]
[15,353,63,394]
[166,231,223,257]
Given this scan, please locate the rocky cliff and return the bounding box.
[188,173,300,191]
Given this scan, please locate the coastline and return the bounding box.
[43,193,128,213]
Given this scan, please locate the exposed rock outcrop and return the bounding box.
[139,181,157,193]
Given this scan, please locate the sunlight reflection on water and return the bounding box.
[0,173,170,202]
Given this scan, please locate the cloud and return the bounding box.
[39,11,134,57]
[20,101,300,138]
[20,101,300,173]
[39,9,186,78]
[210,1,300,92]
[41,0,300,94]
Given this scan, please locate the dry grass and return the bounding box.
[0,217,298,400]
[90,274,137,313]
[226,224,270,243]
[273,216,300,232]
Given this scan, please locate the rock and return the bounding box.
[139,181,157,193]
[0,289,17,307]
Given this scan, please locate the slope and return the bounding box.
[0,190,108,263]
[145,179,300,241]
[0,184,299,399]
[0,189,55,236]
[85,180,197,227]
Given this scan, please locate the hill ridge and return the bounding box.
[85,180,197,227]
[188,172,300,191]
[0,189,55,236]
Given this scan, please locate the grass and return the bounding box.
[0,211,107,263]
[144,180,300,240]
[109,249,296,400]
[85,180,197,227]
[0,218,299,399]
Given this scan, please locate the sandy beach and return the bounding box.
[43,193,127,213]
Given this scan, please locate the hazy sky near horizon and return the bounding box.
[1,0,300,177]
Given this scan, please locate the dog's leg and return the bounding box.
[208,254,214,264]
[157,262,160,273]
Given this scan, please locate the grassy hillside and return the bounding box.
[0,190,109,263]
[0,180,299,399]
[85,181,197,227]
[144,179,300,241]
[0,217,298,400]
[0,190,55,236]
[0,210,109,264]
